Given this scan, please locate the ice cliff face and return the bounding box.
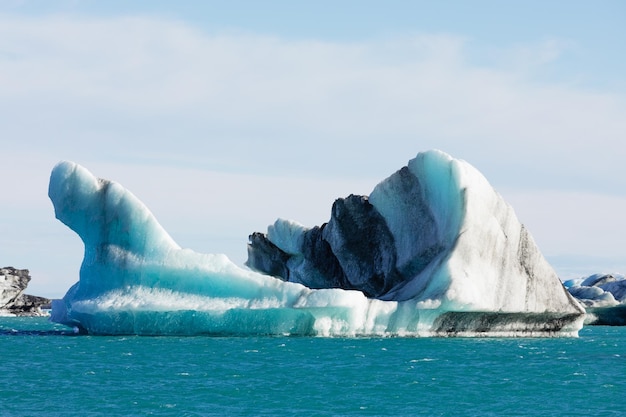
[0,267,50,316]
[48,151,585,336]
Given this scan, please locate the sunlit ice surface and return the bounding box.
[48,151,584,336]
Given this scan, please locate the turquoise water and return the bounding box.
[0,317,624,416]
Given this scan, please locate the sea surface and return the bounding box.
[0,317,624,416]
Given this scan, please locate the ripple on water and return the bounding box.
[1,318,625,416]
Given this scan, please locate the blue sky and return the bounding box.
[1,1,625,297]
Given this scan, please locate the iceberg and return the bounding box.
[563,273,626,325]
[49,151,585,336]
[0,267,50,316]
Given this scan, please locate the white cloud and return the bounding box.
[1,14,624,183]
[490,38,576,72]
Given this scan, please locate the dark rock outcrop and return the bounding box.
[0,267,50,316]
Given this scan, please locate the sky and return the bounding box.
[1,0,625,298]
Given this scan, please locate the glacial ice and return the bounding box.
[563,273,626,325]
[48,151,585,336]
